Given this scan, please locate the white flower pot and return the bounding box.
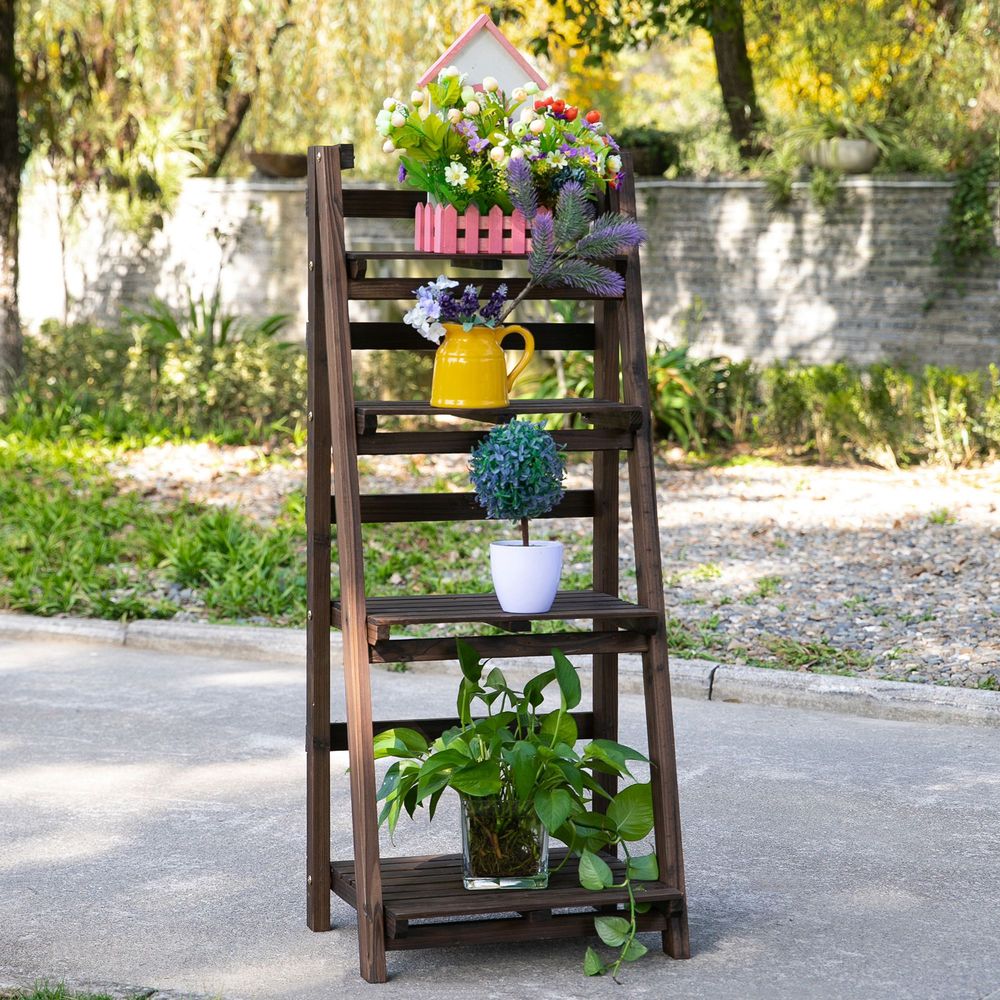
[489,540,563,614]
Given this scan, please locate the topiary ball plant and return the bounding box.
[470,419,565,545]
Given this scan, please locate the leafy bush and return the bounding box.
[13,308,305,443]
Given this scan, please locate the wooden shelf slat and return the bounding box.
[349,321,596,352]
[355,399,640,434]
[356,427,633,456]
[331,848,682,950]
[349,277,622,301]
[332,489,594,525]
[331,591,658,643]
[330,711,595,751]
[368,630,650,663]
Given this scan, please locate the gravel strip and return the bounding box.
[112,444,1000,689]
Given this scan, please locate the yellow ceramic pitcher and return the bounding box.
[430,323,535,409]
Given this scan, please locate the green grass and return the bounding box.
[759,637,876,674]
[927,507,956,525]
[0,433,592,626]
[2,987,120,1000]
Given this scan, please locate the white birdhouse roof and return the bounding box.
[418,14,549,92]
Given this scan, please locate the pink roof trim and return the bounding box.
[417,14,549,89]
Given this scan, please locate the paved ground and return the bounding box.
[2,638,999,1000]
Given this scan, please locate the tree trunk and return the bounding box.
[709,1,765,160]
[0,0,22,408]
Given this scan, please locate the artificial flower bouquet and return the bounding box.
[375,65,624,214]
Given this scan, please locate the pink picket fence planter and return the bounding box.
[415,203,532,255]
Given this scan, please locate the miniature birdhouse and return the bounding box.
[418,14,549,96]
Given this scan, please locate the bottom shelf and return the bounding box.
[331,848,683,951]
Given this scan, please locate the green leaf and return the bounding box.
[553,648,581,710]
[594,915,630,947]
[540,710,578,746]
[633,901,651,914]
[608,783,654,841]
[578,849,614,890]
[375,761,401,801]
[508,741,538,802]
[373,727,428,759]
[626,853,659,881]
[522,667,556,707]
[622,939,648,962]
[449,759,502,796]
[485,666,509,691]
[533,787,575,832]
[583,946,605,976]
[456,639,484,684]
[588,739,647,764]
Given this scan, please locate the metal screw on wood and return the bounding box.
[309,260,314,271]
[307,610,313,621]
[308,411,314,422]
[316,151,322,161]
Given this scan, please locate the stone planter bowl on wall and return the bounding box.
[803,138,881,174]
[248,151,308,179]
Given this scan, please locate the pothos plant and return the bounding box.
[375,642,661,980]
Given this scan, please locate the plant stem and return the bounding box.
[520,517,530,546]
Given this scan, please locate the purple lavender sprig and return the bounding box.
[481,282,509,321]
[506,156,538,221]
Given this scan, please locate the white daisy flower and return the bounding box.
[444,162,470,186]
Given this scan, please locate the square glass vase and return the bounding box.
[460,794,549,890]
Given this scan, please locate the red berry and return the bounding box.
[552,99,566,114]
[585,109,601,124]
[564,106,579,121]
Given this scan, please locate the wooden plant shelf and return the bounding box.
[305,143,690,983]
[354,398,641,433]
[331,591,659,643]
[332,849,683,950]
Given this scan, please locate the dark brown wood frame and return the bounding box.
[305,144,690,983]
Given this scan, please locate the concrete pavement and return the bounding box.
[1,638,999,1000]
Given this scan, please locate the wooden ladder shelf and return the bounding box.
[305,143,690,983]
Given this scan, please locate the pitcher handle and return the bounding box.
[495,325,535,394]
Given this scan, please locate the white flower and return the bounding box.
[548,152,567,168]
[519,107,535,123]
[512,122,528,138]
[464,101,480,116]
[391,111,406,128]
[411,90,424,106]
[482,76,499,93]
[447,108,463,124]
[524,82,540,95]
[375,109,393,136]
[607,154,622,172]
[431,275,459,290]
[461,85,476,103]
[529,118,545,135]
[382,139,396,153]
[489,146,506,164]
[509,146,525,159]
[444,161,470,186]
[403,305,427,328]
[439,65,461,79]
[511,87,527,103]
[382,97,397,111]
[426,322,446,343]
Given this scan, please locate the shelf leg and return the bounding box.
[592,299,621,822]
[614,155,691,960]
[314,144,388,983]
[306,161,333,933]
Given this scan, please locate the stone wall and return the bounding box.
[640,178,1000,370]
[17,176,1000,368]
